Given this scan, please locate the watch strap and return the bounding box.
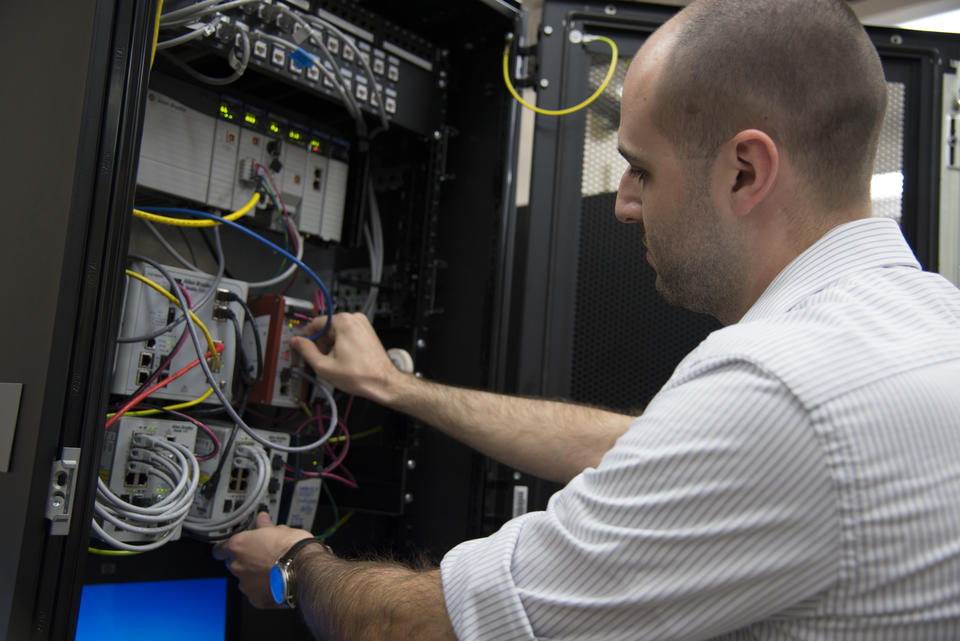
[273,537,330,609]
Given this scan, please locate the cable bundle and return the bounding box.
[183,443,271,537]
[92,435,200,552]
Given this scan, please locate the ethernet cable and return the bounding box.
[134,207,333,338]
[360,177,384,320]
[160,0,260,26]
[133,191,259,228]
[163,27,251,86]
[106,343,224,429]
[122,269,219,364]
[502,33,618,116]
[137,258,338,454]
[254,30,362,124]
[183,443,271,536]
[288,6,390,130]
[116,234,225,344]
[307,10,390,129]
[246,163,304,289]
[91,435,199,552]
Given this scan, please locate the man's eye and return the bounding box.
[628,167,647,182]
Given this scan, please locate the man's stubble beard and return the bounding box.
[646,178,748,323]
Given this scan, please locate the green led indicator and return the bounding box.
[245,112,258,126]
[269,121,280,134]
[288,129,302,141]
[310,139,322,152]
[219,103,234,120]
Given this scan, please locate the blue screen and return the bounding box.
[75,577,227,641]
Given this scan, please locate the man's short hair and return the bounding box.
[653,0,888,210]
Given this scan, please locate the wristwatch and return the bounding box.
[269,538,330,608]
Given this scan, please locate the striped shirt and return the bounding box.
[441,217,960,640]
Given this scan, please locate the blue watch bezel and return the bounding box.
[269,563,287,606]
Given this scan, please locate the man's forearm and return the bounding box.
[381,374,634,483]
[290,313,635,483]
[295,549,456,641]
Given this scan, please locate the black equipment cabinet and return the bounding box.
[498,1,960,518]
[0,1,524,639]
[2,1,958,639]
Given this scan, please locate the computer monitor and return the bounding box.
[74,577,227,641]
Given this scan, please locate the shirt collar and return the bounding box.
[741,217,921,322]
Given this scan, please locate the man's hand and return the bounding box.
[290,312,404,405]
[212,512,314,608]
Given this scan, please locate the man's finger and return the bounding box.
[256,511,273,528]
[290,336,332,375]
[211,540,230,561]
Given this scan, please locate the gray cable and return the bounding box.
[115,232,224,344]
[142,219,206,273]
[163,27,250,86]
[302,12,390,130]
[157,26,207,50]
[143,257,338,454]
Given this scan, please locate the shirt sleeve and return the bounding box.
[441,359,841,641]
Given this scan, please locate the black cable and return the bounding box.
[199,389,249,501]
[200,228,236,280]
[226,310,262,388]
[235,296,263,385]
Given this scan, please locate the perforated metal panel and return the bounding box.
[872,81,906,221]
[570,51,719,412]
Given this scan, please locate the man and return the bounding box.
[214,0,960,638]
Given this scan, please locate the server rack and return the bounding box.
[0,1,524,639]
[500,1,960,517]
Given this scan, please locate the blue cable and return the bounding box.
[137,206,332,339]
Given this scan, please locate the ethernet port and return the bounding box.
[132,495,153,508]
[125,471,147,486]
[229,479,238,491]
[136,370,150,385]
[145,338,156,348]
[139,352,154,368]
[223,499,234,512]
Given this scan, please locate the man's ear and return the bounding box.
[718,129,779,217]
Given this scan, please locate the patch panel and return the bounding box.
[166,0,446,136]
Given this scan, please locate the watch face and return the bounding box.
[269,564,286,606]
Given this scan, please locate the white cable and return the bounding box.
[160,0,221,23]
[91,438,199,551]
[160,0,259,26]
[184,444,271,535]
[245,172,305,288]
[157,25,208,50]
[302,12,389,130]
[147,232,337,454]
[361,179,384,319]
[254,27,362,125]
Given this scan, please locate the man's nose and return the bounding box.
[615,173,642,223]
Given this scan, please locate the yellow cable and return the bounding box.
[89,547,140,556]
[502,35,618,116]
[111,387,216,417]
[151,0,163,69]
[132,192,260,228]
[124,270,220,368]
[328,425,382,444]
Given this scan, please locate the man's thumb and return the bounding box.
[255,511,273,528]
